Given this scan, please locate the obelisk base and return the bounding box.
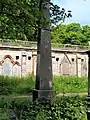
[33,89,55,102]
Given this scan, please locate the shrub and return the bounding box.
[0,96,87,120]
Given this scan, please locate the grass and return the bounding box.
[0,75,88,95]
[0,75,88,120]
[53,76,88,94]
[0,75,35,95]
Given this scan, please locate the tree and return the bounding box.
[51,24,67,43]
[51,23,89,45]
[0,0,39,40]
[63,31,87,45]
[64,23,88,45]
[0,0,71,41]
[66,23,82,32]
[82,25,90,42]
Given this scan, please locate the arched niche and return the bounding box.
[1,55,21,76]
[2,55,14,63]
[2,58,13,76]
[60,54,71,75]
[13,62,21,76]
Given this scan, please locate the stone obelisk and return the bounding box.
[33,0,54,102]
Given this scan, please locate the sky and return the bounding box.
[51,0,90,26]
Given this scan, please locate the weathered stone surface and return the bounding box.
[0,46,87,77]
[33,89,55,102]
[33,0,54,101]
[2,58,12,76]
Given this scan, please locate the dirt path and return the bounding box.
[56,92,88,97]
[0,95,32,99]
[0,93,88,99]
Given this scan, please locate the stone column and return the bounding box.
[33,0,54,102]
[76,54,78,76]
[77,57,81,77]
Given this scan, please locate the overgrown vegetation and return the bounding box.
[0,96,87,120]
[0,75,88,95]
[0,75,88,119]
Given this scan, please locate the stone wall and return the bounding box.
[51,50,88,77]
[0,44,88,77]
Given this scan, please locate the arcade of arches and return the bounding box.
[0,45,88,77]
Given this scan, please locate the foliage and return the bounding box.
[0,0,39,41]
[0,75,88,95]
[53,76,88,94]
[50,3,72,26]
[0,96,87,120]
[51,24,67,43]
[51,23,90,45]
[0,108,9,120]
[0,0,71,41]
[82,25,90,42]
[0,75,35,95]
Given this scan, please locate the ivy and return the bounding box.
[0,96,86,120]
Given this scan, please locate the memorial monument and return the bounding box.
[33,0,54,102]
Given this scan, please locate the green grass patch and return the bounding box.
[0,75,35,95]
[0,75,88,95]
[53,76,88,94]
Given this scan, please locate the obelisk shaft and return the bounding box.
[33,0,54,101]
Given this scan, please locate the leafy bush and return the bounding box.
[0,96,87,120]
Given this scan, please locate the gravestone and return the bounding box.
[33,0,54,102]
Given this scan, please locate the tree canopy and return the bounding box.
[0,0,71,41]
[51,23,90,46]
[0,0,89,46]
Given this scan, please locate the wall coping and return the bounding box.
[0,39,89,53]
